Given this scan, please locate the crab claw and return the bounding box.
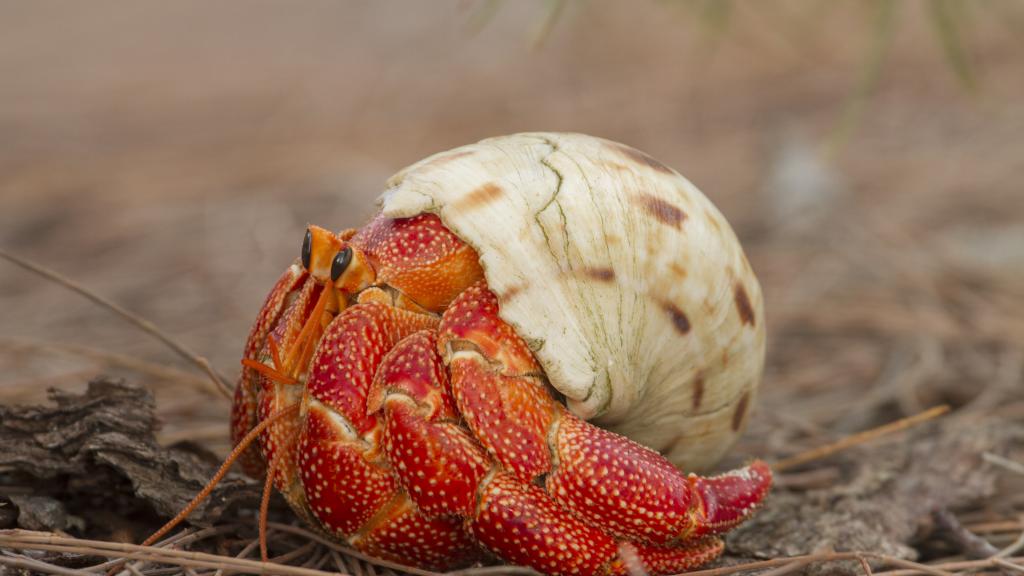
[543,412,772,545]
[684,459,773,539]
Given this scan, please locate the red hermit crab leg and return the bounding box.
[243,273,342,560]
[436,282,772,545]
[295,301,482,570]
[240,328,297,386]
[259,453,279,559]
[366,331,489,519]
[231,265,307,478]
[367,329,729,575]
[471,476,727,576]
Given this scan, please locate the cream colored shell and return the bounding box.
[379,133,765,472]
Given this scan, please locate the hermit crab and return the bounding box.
[210,133,769,575]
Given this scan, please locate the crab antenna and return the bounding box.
[140,403,301,548]
[259,440,290,561]
[259,457,277,561]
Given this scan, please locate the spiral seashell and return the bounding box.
[379,132,765,471]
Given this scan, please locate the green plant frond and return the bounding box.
[699,0,733,38]
[826,0,900,157]
[532,0,568,49]
[464,0,505,37]
[928,0,978,91]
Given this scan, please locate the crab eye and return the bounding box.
[301,229,312,270]
[331,247,353,282]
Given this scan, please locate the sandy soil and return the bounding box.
[1,2,1022,570]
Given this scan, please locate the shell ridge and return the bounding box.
[531,137,607,411]
[551,143,637,417]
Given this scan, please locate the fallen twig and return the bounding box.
[0,552,97,576]
[933,508,1000,559]
[994,558,1024,573]
[211,537,259,576]
[0,249,233,399]
[0,336,221,397]
[874,553,1024,575]
[997,523,1024,559]
[965,521,1024,534]
[670,552,959,576]
[266,522,542,576]
[8,528,1024,576]
[773,405,951,471]
[984,453,1024,476]
[0,530,343,576]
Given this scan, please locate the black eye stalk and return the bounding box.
[331,247,353,282]
[301,229,312,270]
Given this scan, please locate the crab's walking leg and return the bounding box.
[231,264,306,478]
[438,282,772,546]
[297,301,482,571]
[369,330,730,576]
[253,277,331,524]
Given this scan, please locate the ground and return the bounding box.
[1,2,1023,574]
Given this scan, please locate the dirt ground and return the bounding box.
[1,2,1023,574]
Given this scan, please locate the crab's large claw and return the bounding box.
[684,460,774,539]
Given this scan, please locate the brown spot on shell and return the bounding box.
[734,282,756,326]
[692,371,705,410]
[634,193,687,229]
[454,182,504,211]
[581,267,615,282]
[669,262,687,280]
[613,143,675,175]
[732,391,750,431]
[662,302,691,335]
[500,284,526,300]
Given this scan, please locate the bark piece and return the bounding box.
[0,378,262,538]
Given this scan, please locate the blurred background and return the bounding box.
[1,0,1022,461]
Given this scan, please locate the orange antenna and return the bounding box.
[140,403,301,547]
[259,448,286,561]
[773,405,950,471]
